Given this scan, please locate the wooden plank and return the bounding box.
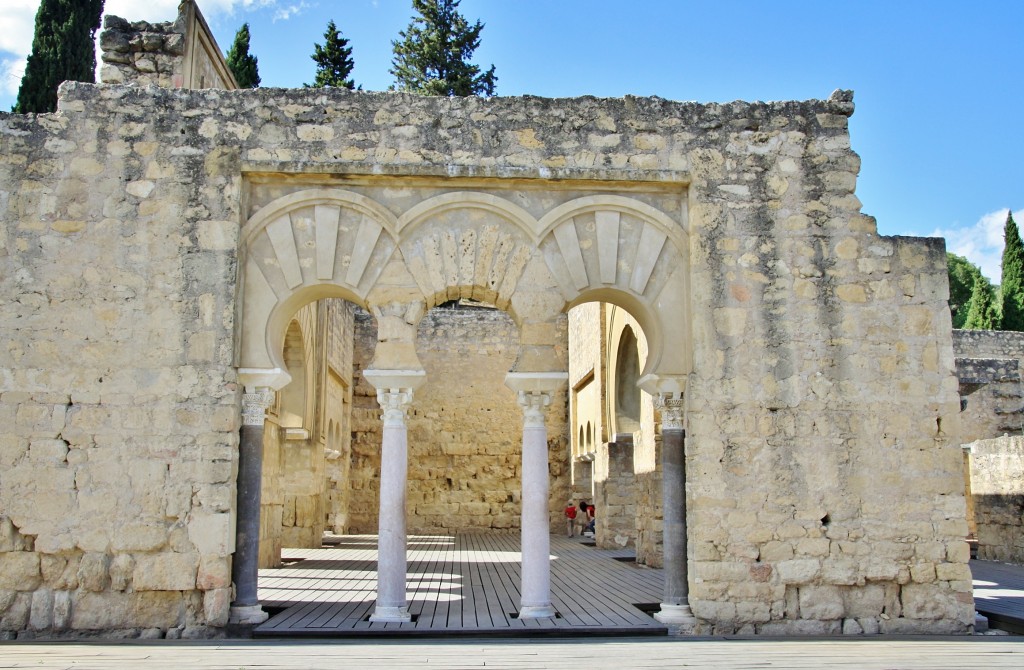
[258,530,675,636]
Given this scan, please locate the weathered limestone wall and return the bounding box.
[964,436,1024,564]
[258,417,283,569]
[953,330,1024,442]
[99,2,237,91]
[349,306,570,533]
[264,299,354,560]
[0,80,969,636]
[0,89,242,637]
[325,301,355,534]
[568,303,603,499]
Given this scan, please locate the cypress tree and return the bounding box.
[1000,211,1024,331]
[308,20,355,89]
[390,0,497,96]
[226,23,260,89]
[963,273,1000,330]
[14,0,105,114]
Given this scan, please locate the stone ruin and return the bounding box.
[0,0,981,638]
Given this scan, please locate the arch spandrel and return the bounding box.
[239,187,692,383]
[537,195,693,379]
[396,193,540,313]
[239,189,402,375]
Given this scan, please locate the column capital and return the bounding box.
[376,388,415,427]
[364,369,426,429]
[654,392,685,431]
[516,390,552,428]
[241,387,274,426]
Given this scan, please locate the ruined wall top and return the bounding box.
[99,0,237,90]
[953,329,1024,360]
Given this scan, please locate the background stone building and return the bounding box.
[0,1,982,637]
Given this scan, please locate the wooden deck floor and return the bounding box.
[254,532,666,637]
[973,559,1024,633]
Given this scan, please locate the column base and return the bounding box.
[228,604,269,625]
[518,604,557,619]
[370,605,412,623]
[654,602,696,625]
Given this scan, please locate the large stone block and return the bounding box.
[188,513,233,557]
[0,552,41,591]
[132,553,199,591]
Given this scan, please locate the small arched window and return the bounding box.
[614,326,641,434]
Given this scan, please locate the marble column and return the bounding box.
[506,371,566,620]
[230,387,274,625]
[517,390,557,618]
[364,369,425,623]
[653,392,696,626]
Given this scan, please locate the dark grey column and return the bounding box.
[229,388,272,625]
[654,393,695,627]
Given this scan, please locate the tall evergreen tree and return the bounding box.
[947,252,984,329]
[14,0,105,114]
[1000,211,1024,331]
[390,0,497,96]
[307,20,355,89]
[964,273,1000,330]
[226,23,260,89]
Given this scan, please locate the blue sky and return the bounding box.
[1,1,1021,281]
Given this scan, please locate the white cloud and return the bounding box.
[0,0,39,57]
[273,3,310,22]
[931,208,1024,284]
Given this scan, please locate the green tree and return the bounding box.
[308,20,355,89]
[964,273,1000,330]
[390,0,497,96]
[226,23,260,89]
[947,252,985,328]
[1000,211,1024,331]
[14,0,105,114]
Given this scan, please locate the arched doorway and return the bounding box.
[233,182,693,628]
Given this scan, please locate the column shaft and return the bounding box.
[654,395,695,626]
[373,414,410,619]
[517,391,556,619]
[368,385,417,623]
[230,388,272,625]
[661,427,689,604]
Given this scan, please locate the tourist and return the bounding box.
[564,499,578,536]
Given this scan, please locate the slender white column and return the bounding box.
[653,392,696,627]
[364,369,425,624]
[370,387,414,622]
[517,389,557,619]
[229,386,274,625]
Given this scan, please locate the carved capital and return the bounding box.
[241,388,274,427]
[517,390,552,428]
[376,388,415,428]
[655,392,685,431]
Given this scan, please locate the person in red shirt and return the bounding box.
[564,499,578,536]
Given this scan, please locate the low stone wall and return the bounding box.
[966,436,1024,564]
[953,330,1024,442]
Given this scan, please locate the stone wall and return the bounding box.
[325,300,355,534]
[99,1,237,90]
[965,436,1024,564]
[349,306,570,534]
[263,299,354,562]
[0,78,970,636]
[567,303,603,499]
[952,330,1024,442]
